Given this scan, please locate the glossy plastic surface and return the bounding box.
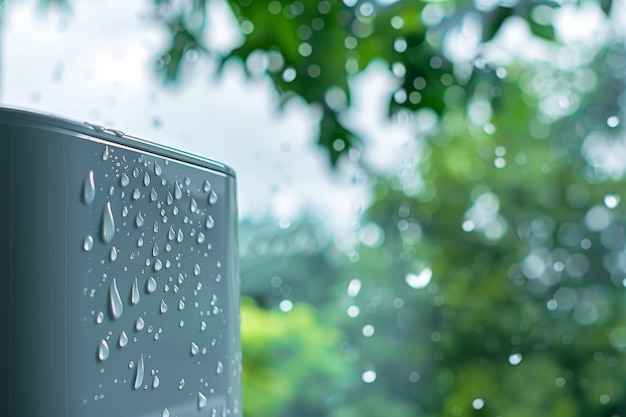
[0,107,241,417]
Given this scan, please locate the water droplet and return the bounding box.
[152,374,160,389]
[143,171,151,186]
[174,182,183,200]
[216,361,223,374]
[202,180,211,192]
[179,299,185,311]
[508,353,523,365]
[200,321,207,331]
[132,188,141,200]
[83,171,96,205]
[178,378,185,390]
[154,162,162,176]
[133,167,140,178]
[147,277,157,293]
[120,173,130,187]
[173,206,179,216]
[98,339,110,361]
[190,198,198,213]
[138,237,144,247]
[122,206,129,217]
[101,202,115,243]
[160,299,168,313]
[166,192,174,205]
[191,342,199,355]
[183,176,191,186]
[102,145,110,161]
[83,235,94,251]
[194,264,201,276]
[162,408,170,417]
[119,331,129,348]
[152,243,159,257]
[136,212,144,228]
[150,188,158,202]
[168,226,176,240]
[131,277,141,305]
[177,229,184,243]
[196,232,206,244]
[109,246,118,262]
[135,316,145,331]
[198,392,207,409]
[154,259,163,272]
[109,278,123,319]
[96,311,104,324]
[133,353,145,389]
[208,190,218,205]
[205,215,215,229]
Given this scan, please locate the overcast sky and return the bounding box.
[1,0,415,231]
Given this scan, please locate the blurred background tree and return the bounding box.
[10,0,626,415]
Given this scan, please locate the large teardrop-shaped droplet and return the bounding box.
[109,246,118,262]
[96,311,104,324]
[194,264,201,276]
[154,162,162,176]
[160,300,168,314]
[119,331,129,348]
[98,339,110,361]
[153,374,160,389]
[134,353,145,390]
[135,211,144,228]
[190,198,198,213]
[147,277,157,293]
[202,180,211,193]
[198,392,207,409]
[205,215,215,229]
[101,202,115,243]
[154,259,163,272]
[102,145,110,161]
[83,170,96,205]
[179,299,185,311]
[143,171,151,187]
[132,188,141,200]
[150,188,158,202]
[152,243,159,257]
[208,190,218,205]
[174,181,183,200]
[131,277,141,305]
[197,232,206,244]
[83,235,94,252]
[162,408,170,417]
[166,192,173,205]
[191,342,199,356]
[120,173,130,187]
[177,229,184,243]
[109,278,123,319]
[135,316,145,331]
[122,206,129,217]
[168,226,176,240]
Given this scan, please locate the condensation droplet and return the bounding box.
[202,180,211,192]
[135,316,145,331]
[83,235,94,251]
[131,277,141,305]
[153,243,159,257]
[119,331,129,348]
[200,321,207,331]
[102,145,110,161]
[208,190,218,205]
[191,342,199,356]
[136,212,145,228]
[177,229,184,243]
[154,259,163,272]
[205,215,215,229]
[168,226,176,240]
[154,162,162,176]
[109,246,118,262]
[109,278,123,319]
[133,167,140,178]
[178,378,185,390]
[132,188,141,200]
[153,221,159,233]
[83,171,96,205]
[153,374,160,389]
[194,264,201,276]
[179,299,185,311]
[120,173,130,187]
[191,198,198,213]
[133,353,145,390]
[160,299,168,313]
[216,361,223,374]
[166,192,174,205]
[198,392,207,409]
[138,237,144,247]
[150,188,158,202]
[122,206,129,217]
[173,206,179,216]
[96,311,104,324]
[143,171,151,187]
[174,182,183,200]
[147,277,157,293]
[98,339,110,361]
[101,202,115,243]
[162,408,169,417]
